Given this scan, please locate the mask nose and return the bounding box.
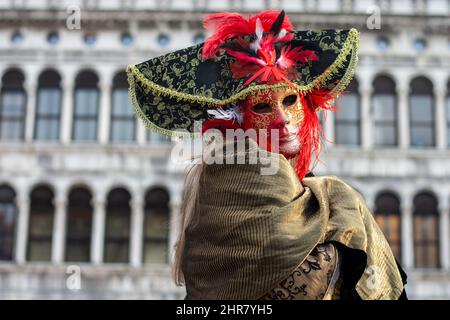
[273,107,290,135]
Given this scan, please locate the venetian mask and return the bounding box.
[240,88,304,159]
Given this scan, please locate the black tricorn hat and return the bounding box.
[127,11,359,137]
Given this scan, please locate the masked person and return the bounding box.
[127,10,407,300]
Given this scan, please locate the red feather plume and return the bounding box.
[294,88,340,180]
[202,10,293,60]
[278,45,319,70]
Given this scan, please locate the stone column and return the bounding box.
[98,80,112,144]
[435,87,447,150]
[397,82,410,150]
[24,76,37,142]
[325,110,335,147]
[130,195,144,267]
[439,206,450,270]
[91,196,106,264]
[15,193,30,264]
[51,193,67,264]
[60,73,75,144]
[137,118,147,145]
[401,206,414,269]
[361,86,373,150]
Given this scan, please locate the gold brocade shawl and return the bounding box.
[182,139,404,300]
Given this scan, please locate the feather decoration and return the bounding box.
[202,10,293,60]
[258,34,276,56]
[277,46,319,70]
[306,87,339,111]
[278,29,287,39]
[269,10,285,36]
[221,38,257,57]
[207,105,243,124]
[202,9,318,89]
[226,50,266,67]
[251,10,293,32]
[294,88,340,180]
[249,18,264,53]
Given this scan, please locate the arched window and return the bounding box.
[446,79,450,147]
[66,187,93,262]
[0,69,26,141]
[35,69,62,141]
[104,188,131,263]
[413,191,440,268]
[111,71,136,143]
[334,79,360,146]
[0,184,17,261]
[409,77,435,147]
[28,185,54,261]
[372,75,397,146]
[143,187,170,264]
[73,70,99,142]
[374,191,401,262]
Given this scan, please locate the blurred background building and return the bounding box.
[0,0,449,299]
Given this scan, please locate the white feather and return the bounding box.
[249,18,263,53]
[278,28,287,39]
[276,55,287,68]
[207,105,243,124]
[255,18,263,41]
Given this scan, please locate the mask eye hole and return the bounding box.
[252,103,272,114]
[282,94,298,107]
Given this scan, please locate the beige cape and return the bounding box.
[182,139,405,300]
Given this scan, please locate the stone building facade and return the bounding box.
[0,0,450,299]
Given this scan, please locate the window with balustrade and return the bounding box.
[374,191,401,263]
[334,78,360,146]
[0,184,17,261]
[73,70,99,142]
[0,68,26,141]
[65,187,93,262]
[409,76,435,147]
[104,188,131,263]
[111,71,136,143]
[413,191,440,268]
[372,75,397,146]
[27,185,54,261]
[143,187,170,264]
[35,69,62,141]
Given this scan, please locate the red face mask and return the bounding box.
[240,89,304,159]
[202,87,328,180]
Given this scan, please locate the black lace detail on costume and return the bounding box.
[259,243,338,300]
